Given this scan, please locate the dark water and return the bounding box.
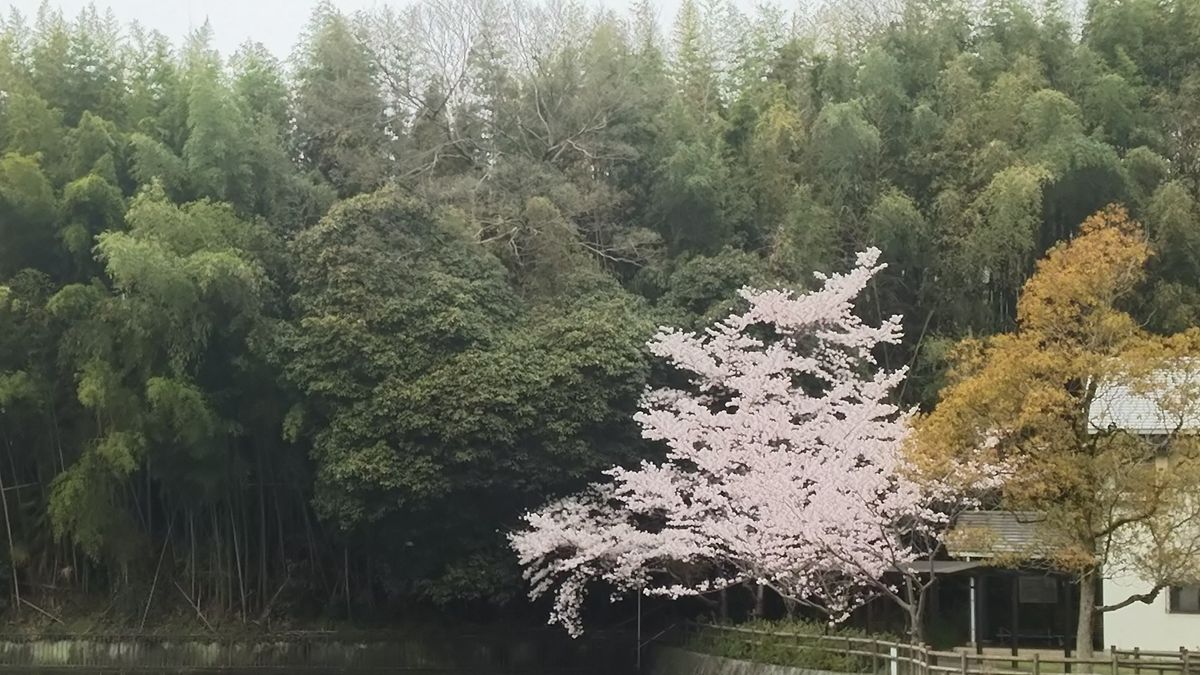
[0,663,635,674]
[0,632,636,675]
[0,662,628,667]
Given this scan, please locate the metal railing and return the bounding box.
[679,623,1194,675]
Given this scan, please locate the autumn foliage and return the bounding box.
[913,206,1200,656]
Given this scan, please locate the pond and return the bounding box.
[0,631,636,674]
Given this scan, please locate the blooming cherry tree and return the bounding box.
[511,249,984,638]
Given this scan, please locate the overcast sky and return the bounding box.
[5,0,787,58]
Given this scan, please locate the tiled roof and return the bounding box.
[949,371,1200,561]
[945,510,1047,559]
[1088,369,1200,435]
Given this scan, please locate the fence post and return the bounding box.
[890,644,899,675]
[636,588,642,673]
[961,650,969,675]
[1065,644,1073,674]
[1181,647,1189,675]
[1111,646,1119,675]
[1034,652,1041,675]
[872,639,880,674]
[1133,647,1141,675]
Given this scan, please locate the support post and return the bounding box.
[636,587,642,672]
[1011,575,1020,669]
[969,575,978,648]
[977,574,988,644]
[1057,576,1068,645]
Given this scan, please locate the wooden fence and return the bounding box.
[682,624,1194,675]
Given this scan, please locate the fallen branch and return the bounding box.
[140,519,173,631]
[257,575,290,624]
[173,581,215,633]
[21,599,63,624]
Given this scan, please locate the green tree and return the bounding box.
[49,185,289,614]
[280,190,652,600]
[0,154,61,279]
[293,3,391,197]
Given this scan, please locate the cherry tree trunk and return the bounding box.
[751,583,765,619]
[907,601,926,645]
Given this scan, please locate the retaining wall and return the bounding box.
[650,646,874,675]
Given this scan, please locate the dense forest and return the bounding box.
[2,0,1200,628]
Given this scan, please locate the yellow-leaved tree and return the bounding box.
[915,206,1200,657]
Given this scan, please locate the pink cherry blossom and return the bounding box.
[510,249,995,636]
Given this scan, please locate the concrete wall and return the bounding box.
[1103,572,1200,651]
[650,646,874,675]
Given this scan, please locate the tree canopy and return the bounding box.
[2,0,1200,629]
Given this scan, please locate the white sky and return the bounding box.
[3,0,786,58]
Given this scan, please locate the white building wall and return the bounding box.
[1103,571,1200,651]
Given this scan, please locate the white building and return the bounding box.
[1103,574,1200,650]
[1091,376,1200,650]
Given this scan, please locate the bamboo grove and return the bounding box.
[2,0,1200,626]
